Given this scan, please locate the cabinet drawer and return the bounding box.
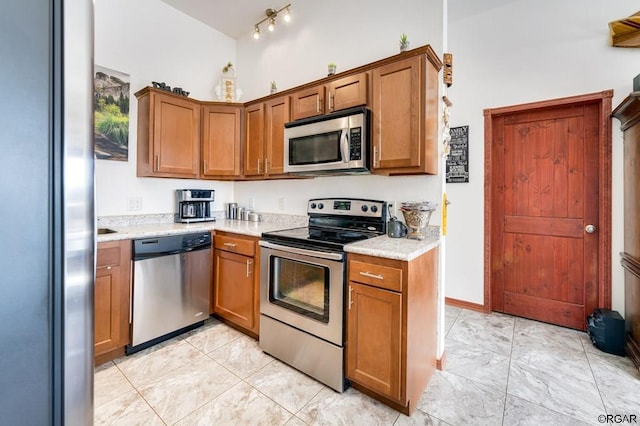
[96,243,123,268]
[349,260,402,292]
[215,234,255,257]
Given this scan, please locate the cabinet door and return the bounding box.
[152,93,200,177]
[265,96,290,176]
[95,241,131,360]
[213,249,256,331]
[244,103,265,176]
[202,104,241,178]
[327,73,368,113]
[346,282,402,401]
[292,85,325,120]
[371,56,422,172]
[95,264,123,355]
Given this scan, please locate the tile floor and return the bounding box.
[95,307,640,425]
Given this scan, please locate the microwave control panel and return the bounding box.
[349,127,362,160]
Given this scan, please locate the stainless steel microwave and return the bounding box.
[284,107,369,175]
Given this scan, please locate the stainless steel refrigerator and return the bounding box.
[0,1,94,424]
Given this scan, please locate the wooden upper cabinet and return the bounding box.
[291,73,368,120]
[292,85,326,120]
[327,72,368,113]
[135,87,200,178]
[201,104,242,179]
[244,95,290,177]
[371,54,439,175]
[244,103,265,176]
[265,95,290,175]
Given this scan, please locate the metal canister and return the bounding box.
[242,210,252,221]
[237,207,245,220]
[226,203,237,219]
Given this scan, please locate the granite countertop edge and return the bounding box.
[344,235,440,261]
[97,217,440,261]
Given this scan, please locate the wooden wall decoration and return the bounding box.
[445,125,468,183]
[609,11,640,47]
[443,53,453,86]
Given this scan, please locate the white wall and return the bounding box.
[94,0,237,216]
[446,0,639,313]
[234,0,446,217]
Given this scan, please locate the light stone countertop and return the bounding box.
[96,215,307,243]
[97,214,439,261]
[345,234,440,261]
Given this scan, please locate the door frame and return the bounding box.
[483,90,613,314]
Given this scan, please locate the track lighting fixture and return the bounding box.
[253,3,292,39]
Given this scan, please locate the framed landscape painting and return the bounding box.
[94,65,130,161]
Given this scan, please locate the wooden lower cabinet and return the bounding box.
[212,232,260,336]
[346,248,438,415]
[95,240,131,365]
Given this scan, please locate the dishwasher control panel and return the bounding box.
[134,232,211,260]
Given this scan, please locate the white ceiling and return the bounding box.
[158,0,522,40]
[159,0,288,39]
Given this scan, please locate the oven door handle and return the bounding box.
[259,240,344,261]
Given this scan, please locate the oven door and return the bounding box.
[259,240,345,346]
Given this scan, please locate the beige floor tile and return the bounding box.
[94,362,134,408]
[94,389,164,426]
[246,359,324,413]
[184,319,245,354]
[207,334,274,378]
[297,387,400,425]
[114,338,203,388]
[175,381,292,425]
[137,353,241,424]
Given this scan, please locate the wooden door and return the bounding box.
[327,73,368,113]
[213,249,255,331]
[153,93,200,177]
[201,104,241,178]
[244,103,265,176]
[486,92,612,330]
[291,85,325,120]
[265,96,290,176]
[346,282,402,401]
[371,56,421,171]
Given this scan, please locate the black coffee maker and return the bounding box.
[176,189,215,223]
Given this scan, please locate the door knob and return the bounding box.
[585,224,597,234]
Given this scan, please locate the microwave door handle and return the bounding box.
[340,129,349,163]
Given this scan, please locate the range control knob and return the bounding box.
[318,203,324,209]
[371,205,378,213]
[361,205,368,212]
[310,202,317,209]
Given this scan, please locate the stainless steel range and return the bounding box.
[259,198,387,392]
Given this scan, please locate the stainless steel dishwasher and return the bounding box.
[127,232,211,354]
